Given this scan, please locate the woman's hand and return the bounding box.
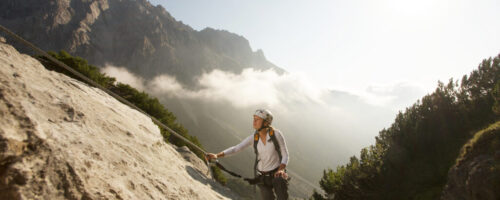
[205,153,217,161]
[274,169,288,179]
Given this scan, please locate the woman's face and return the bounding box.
[253,115,264,130]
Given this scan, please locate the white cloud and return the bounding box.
[188,69,325,108]
[361,82,427,110]
[148,74,184,96]
[101,65,426,113]
[103,66,327,109]
[101,65,145,91]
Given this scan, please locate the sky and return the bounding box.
[148,0,500,109]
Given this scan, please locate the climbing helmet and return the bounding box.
[254,109,273,125]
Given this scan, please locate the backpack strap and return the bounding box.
[253,131,259,179]
[252,127,283,178]
[268,127,282,162]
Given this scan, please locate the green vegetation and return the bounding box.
[37,50,227,184]
[442,120,500,199]
[312,54,500,199]
[210,165,227,185]
[456,121,500,166]
[225,178,260,200]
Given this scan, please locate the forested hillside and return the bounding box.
[312,54,500,199]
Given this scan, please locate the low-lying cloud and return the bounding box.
[102,66,326,110]
[101,65,145,91]
[364,82,426,110]
[102,65,426,112]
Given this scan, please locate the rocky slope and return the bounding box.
[0,0,283,86]
[0,40,237,199]
[0,1,319,197]
[441,121,500,200]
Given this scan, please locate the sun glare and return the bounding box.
[381,0,442,19]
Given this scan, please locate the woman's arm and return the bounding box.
[207,135,252,160]
[275,129,289,166]
[274,130,289,178]
[220,135,253,157]
[206,134,253,160]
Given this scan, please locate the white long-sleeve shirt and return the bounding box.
[222,128,289,172]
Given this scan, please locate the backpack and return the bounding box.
[252,126,282,178]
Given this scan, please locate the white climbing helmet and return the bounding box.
[254,109,273,125]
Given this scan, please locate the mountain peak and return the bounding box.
[0,0,283,86]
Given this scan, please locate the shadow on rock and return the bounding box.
[185,165,240,199]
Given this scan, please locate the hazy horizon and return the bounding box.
[150,0,500,112]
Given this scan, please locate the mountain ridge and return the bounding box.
[0,0,284,87]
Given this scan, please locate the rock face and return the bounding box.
[0,0,284,86]
[441,121,500,200]
[0,42,236,199]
